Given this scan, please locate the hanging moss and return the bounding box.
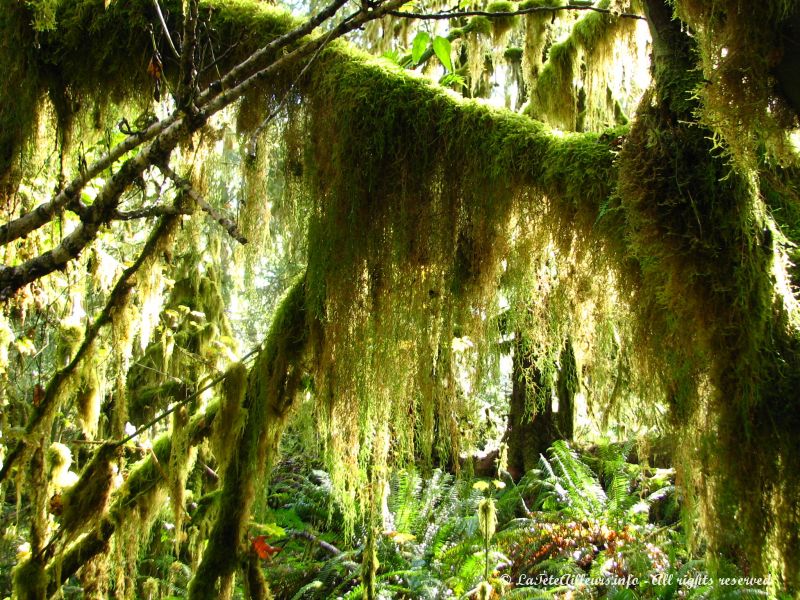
[674,0,800,167]
[271,36,627,530]
[1,0,300,194]
[525,2,645,131]
[486,1,518,41]
[0,1,42,191]
[521,0,563,93]
[56,319,84,367]
[127,261,235,424]
[611,5,800,589]
[76,365,102,438]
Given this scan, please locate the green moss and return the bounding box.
[486,1,518,39]
[486,0,515,12]
[675,0,797,167]
[12,557,49,600]
[526,38,579,128]
[519,0,564,8]
[0,2,43,188]
[503,46,524,62]
[465,15,492,37]
[2,0,300,190]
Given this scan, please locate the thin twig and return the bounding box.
[153,0,181,61]
[178,0,200,109]
[157,163,248,244]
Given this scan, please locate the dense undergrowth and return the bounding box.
[35,438,763,600]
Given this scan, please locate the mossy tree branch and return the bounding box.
[0,206,181,485]
[44,401,221,597]
[387,3,645,21]
[187,275,311,599]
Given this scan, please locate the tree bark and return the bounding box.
[504,337,576,479]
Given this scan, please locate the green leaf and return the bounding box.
[432,36,453,72]
[381,49,402,65]
[412,31,431,64]
[440,72,467,90]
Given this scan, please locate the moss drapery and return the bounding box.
[2,0,800,593]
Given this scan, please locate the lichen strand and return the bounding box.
[526,2,645,131]
[188,276,310,599]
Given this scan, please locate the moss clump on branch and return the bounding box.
[486,1,518,40]
[45,401,221,595]
[60,442,120,536]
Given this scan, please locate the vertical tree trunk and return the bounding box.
[505,337,576,478]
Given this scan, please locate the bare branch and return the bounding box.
[158,163,248,244]
[0,123,168,247]
[0,142,182,298]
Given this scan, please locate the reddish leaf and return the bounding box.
[252,535,280,561]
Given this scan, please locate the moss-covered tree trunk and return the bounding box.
[505,337,575,478]
[616,0,800,588]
